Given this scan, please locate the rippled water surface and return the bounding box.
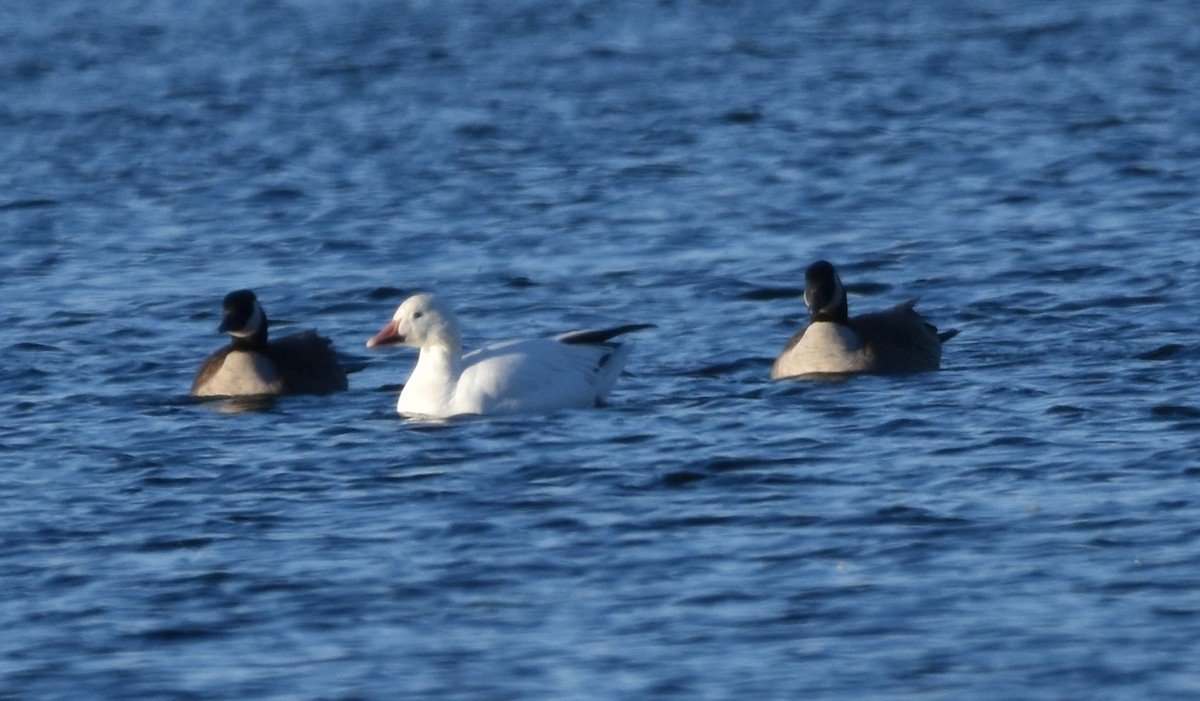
[3,1,1200,699]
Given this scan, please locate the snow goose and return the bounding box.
[366,293,650,417]
[191,290,348,397]
[771,260,957,379]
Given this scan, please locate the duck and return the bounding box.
[191,290,348,397]
[771,260,957,379]
[365,293,651,418]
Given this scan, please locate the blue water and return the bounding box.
[3,1,1200,698]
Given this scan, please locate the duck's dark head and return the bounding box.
[218,289,268,347]
[804,260,849,323]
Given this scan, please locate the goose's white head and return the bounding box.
[366,293,462,351]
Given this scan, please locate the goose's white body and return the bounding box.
[396,335,634,417]
[368,294,646,418]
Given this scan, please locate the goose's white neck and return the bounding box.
[398,342,463,415]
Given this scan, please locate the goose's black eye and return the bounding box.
[413,312,424,320]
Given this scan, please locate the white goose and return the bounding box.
[366,293,651,418]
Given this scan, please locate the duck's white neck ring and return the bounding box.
[230,304,264,339]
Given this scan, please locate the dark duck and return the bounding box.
[191,290,348,397]
[771,260,958,379]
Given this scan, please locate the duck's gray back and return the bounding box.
[848,302,943,373]
[267,331,348,395]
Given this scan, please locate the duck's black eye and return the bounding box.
[413,312,424,320]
